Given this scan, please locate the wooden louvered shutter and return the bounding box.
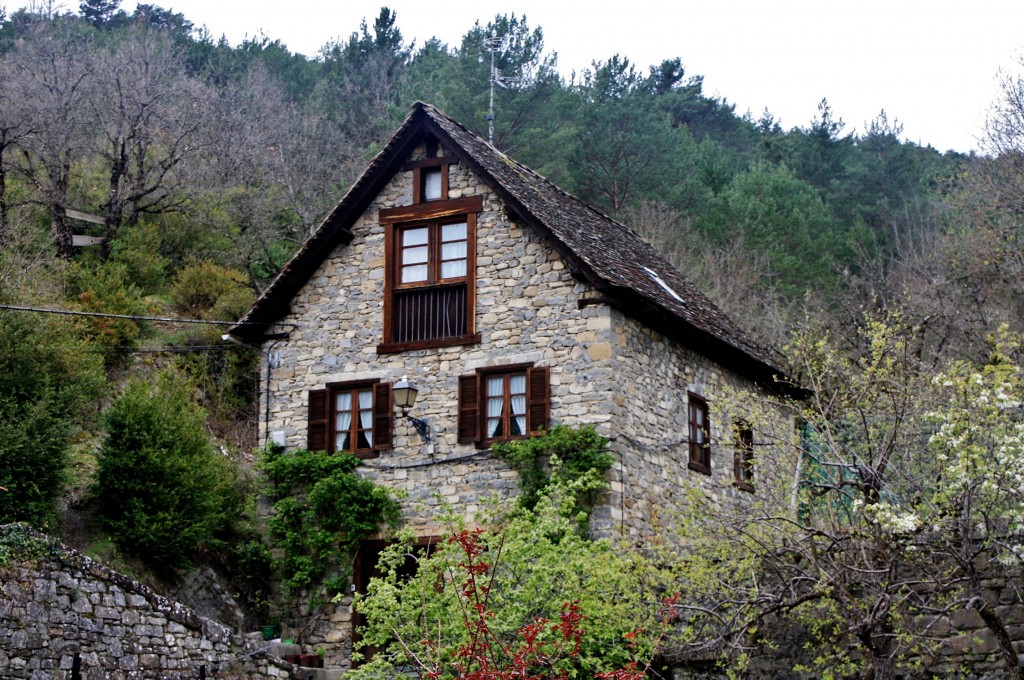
[458,374,480,445]
[527,366,550,434]
[373,382,393,450]
[308,389,329,452]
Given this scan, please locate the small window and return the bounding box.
[484,371,528,439]
[458,365,550,446]
[334,385,375,452]
[411,158,451,203]
[688,393,710,474]
[307,381,392,458]
[734,421,754,492]
[422,167,443,200]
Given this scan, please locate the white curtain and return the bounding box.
[358,389,374,448]
[441,222,468,278]
[509,374,527,436]
[335,392,352,451]
[486,376,504,437]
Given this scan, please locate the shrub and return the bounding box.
[492,424,613,524]
[261,447,402,595]
[0,312,105,530]
[69,261,153,365]
[110,222,169,292]
[95,368,243,575]
[169,260,252,319]
[353,493,672,678]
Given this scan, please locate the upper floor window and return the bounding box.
[398,221,467,285]
[379,195,482,354]
[409,154,453,203]
[307,380,392,458]
[687,392,710,474]
[458,364,550,447]
[421,166,443,200]
[734,420,754,492]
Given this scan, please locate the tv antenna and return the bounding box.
[482,33,520,145]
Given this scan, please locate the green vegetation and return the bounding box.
[95,368,243,575]
[352,491,670,678]
[262,447,401,595]
[0,311,105,530]
[492,424,613,523]
[0,523,55,567]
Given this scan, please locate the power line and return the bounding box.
[0,303,256,326]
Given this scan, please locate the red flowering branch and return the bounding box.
[405,528,671,680]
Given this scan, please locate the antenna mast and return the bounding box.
[482,33,521,146]
[482,33,505,145]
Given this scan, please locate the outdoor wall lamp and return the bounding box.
[394,375,431,443]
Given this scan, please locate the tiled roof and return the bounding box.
[233,102,792,391]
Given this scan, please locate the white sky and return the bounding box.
[12,0,1024,153]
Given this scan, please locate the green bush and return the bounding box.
[69,261,153,365]
[0,312,106,530]
[169,260,252,319]
[110,222,169,292]
[353,492,669,678]
[95,368,243,575]
[492,424,613,525]
[262,447,402,595]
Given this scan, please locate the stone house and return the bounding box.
[228,102,799,653]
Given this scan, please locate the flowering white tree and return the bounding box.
[666,318,1024,680]
[924,328,1024,680]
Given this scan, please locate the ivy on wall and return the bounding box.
[261,448,401,595]
[492,425,613,528]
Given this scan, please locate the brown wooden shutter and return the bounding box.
[527,366,550,434]
[458,374,480,444]
[308,389,329,452]
[373,382,393,450]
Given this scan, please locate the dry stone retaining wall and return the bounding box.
[0,524,297,679]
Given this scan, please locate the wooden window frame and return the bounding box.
[458,363,550,448]
[307,379,392,459]
[733,420,754,492]
[406,155,456,204]
[687,392,711,475]
[378,196,483,353]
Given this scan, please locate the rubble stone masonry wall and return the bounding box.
[0,525,295,680]
[261,145,616,534]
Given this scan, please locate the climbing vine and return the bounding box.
[492,425,613,525]
[261,448,401,595]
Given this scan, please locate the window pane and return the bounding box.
[402,264,428,283]
[336,432,351,451]
[441,241,467,261]
[486,376,504,398]
[402,245,429,265]
[423,168,442,200]
[403,227,429,247]
[442,222,467,241]
[441,261,467,279]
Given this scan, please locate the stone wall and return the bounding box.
[0,524,297,679]
[259,140,793,542]
[601,311,797,540]
[261,143,617,535]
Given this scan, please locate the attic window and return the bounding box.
[642,266,685,305]
[407,156,456,203]
[423,168,443,200]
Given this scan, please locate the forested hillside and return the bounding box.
[4,3,1024,667]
